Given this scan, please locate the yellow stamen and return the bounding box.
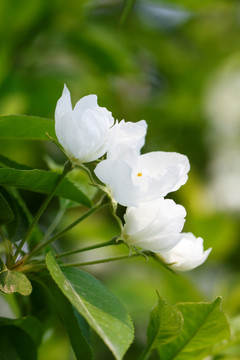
[137,172,142,177]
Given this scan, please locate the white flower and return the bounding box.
[55,85,114,164]
[122,198,186,252]
[106,119,147,160]
[94,151,190,207]
[160,232,211,271]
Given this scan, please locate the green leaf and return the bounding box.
[0,316,42,360]
[5,188,43,244]
[0,187,19,239]
[0,168,91,207]
[44,155,97,204]
[210,315,240,358]
[39,274,93,360]
[0,269,32,295]
[0,186,40,243]
[158,297,230,360]
[0,326,37,360]
[0,115,55,140]
[141,291,183,359]
[0,154,32,170]
[45,252,134,360]
[0,316,43,347]
[0,190,14,226]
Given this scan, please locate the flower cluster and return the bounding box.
[55,86,211,271]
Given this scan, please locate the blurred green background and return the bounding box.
[1,0,240,358]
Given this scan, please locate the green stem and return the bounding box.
[25,195,108,261]
[138,344,152,360]
[119,0,136,26]
[41,202,68,244]
[59,252,141,268]
[14,160,73,260]
[21,249,150,273]
[0,227,13,268]
[79,164,97,185]
[19,263,46,274]
[111,209,124,233]
[151,253,176,274]
[55,236,120,259]
[0,228,7,253]
[80,163,123,233]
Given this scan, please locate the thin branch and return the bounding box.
[55,236,120,259]
[59,252,141,268]
[14,160,73,260]
[25,195,108,262]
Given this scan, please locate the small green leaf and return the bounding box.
[0,115,55,140]
[39,274,93,360]
[0,269,32,295]
[0,191,14,226]
[0,168,91,207]
[144,291,183,358]
[158,297,230,360]
[140,292,183,360]
[46,252,134,360]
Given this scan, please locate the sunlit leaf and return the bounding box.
[0,115,55,140]
[158,297,230,360]
[46,252,134,360]
[141,291,183,359]
[40,274,93,360]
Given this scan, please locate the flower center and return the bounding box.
[137,172,142,177]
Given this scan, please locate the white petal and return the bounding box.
[94,159,140,206]
[94,150,190,206]
[55,85,76,158]
[161,232,211,271]
[55,86,114,164]
[74,95,114,128]
[107,120,147,160]
[138,151,190,196]
[123,199,186,252]
[74,94,98,114]
[55,113,82,161]
[55,84,72,116]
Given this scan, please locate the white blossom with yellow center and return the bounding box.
[94,151,190,207]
